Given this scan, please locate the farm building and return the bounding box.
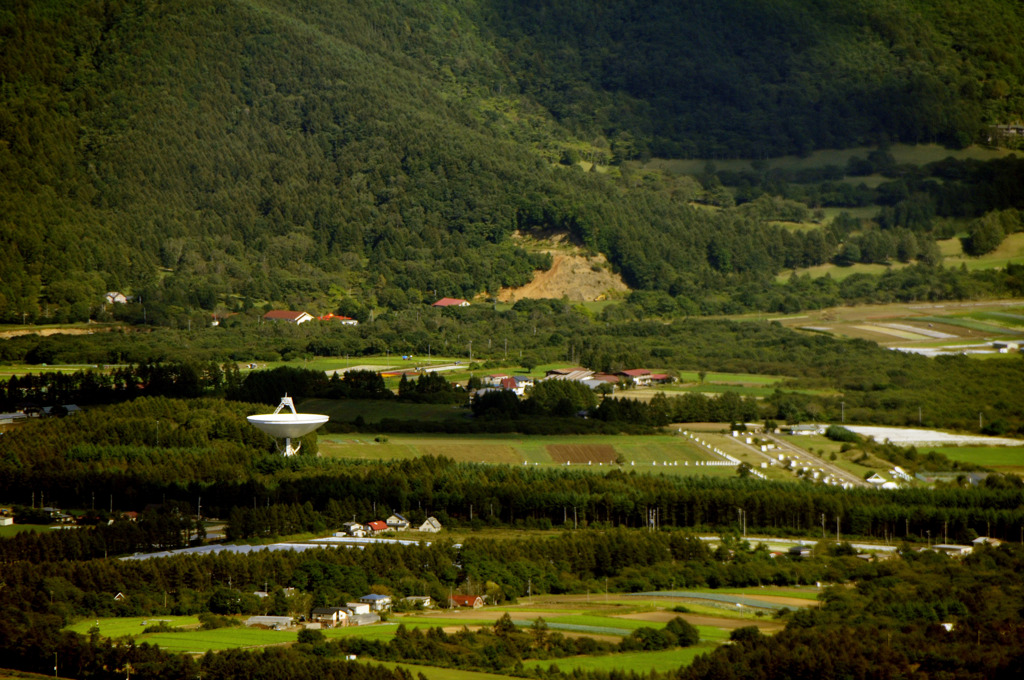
[365,520,388,534]
[403,596,433,609]
[972,536,1003,548]
[245,616,293,629]
[359,594,392,612]
[386,514,410,531]
[310,607,350,627]
[544,368,594,382]
[449,595,484,609]
[419,516,442,533]
[788,424,825,435]
[617,369,652,386]
[931,544,973,557]
[339,521,366,537]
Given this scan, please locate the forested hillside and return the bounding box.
[3,0,1024,321]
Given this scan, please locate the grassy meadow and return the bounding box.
[62,587,805,661]
[0,524,51,538]
[927,446,1024,475]
[378,664,517,680]
[519,645,716,674]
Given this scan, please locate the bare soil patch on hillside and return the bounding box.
[0,327,97,339]
[498,253,629,302]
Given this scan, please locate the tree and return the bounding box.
[665,617,700,646]
[961,212,1007,256]
[493,612,516,636]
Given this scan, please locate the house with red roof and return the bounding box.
[262,310,314,325]
[618,369,652,386]
[365,520,388,535]
[449,594,484,609]
[499,377,524,396]
[432,297,470,307]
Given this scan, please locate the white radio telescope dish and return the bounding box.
[247,395,328,456]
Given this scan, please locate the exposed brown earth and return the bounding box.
[0,327,97,339]
[498,253,629,302]
[548,444,619,464]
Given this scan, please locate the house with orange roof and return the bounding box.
[317,313,358,325]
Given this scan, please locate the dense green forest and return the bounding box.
[3,0,1024,320]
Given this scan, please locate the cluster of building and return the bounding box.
[260,298,473,327]
[261,310,358,325]
[473,367,674,399]
[335,513,442,537]
[245,592,487,631]
[1,403,82,427]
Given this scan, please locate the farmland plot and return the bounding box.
[548,444,618,464]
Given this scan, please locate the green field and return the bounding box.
[0,363,107,378]
[142,627,298,653]
[0,524,51,538]
[942,233,1024,272]
[691,586,821,602]
[66,616,202,637]
[927,446,1024,471]
[379,663,517,680]
[775,261,906,284]
[967,310,1024,328]
[674,371,784,386]
[520,644,716,674]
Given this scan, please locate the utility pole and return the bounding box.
[836,516,840,542]
[821,513,825,539]
[841,401,845,423]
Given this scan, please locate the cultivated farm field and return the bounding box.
[318,432,747,477]
[760,299,1024,350]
